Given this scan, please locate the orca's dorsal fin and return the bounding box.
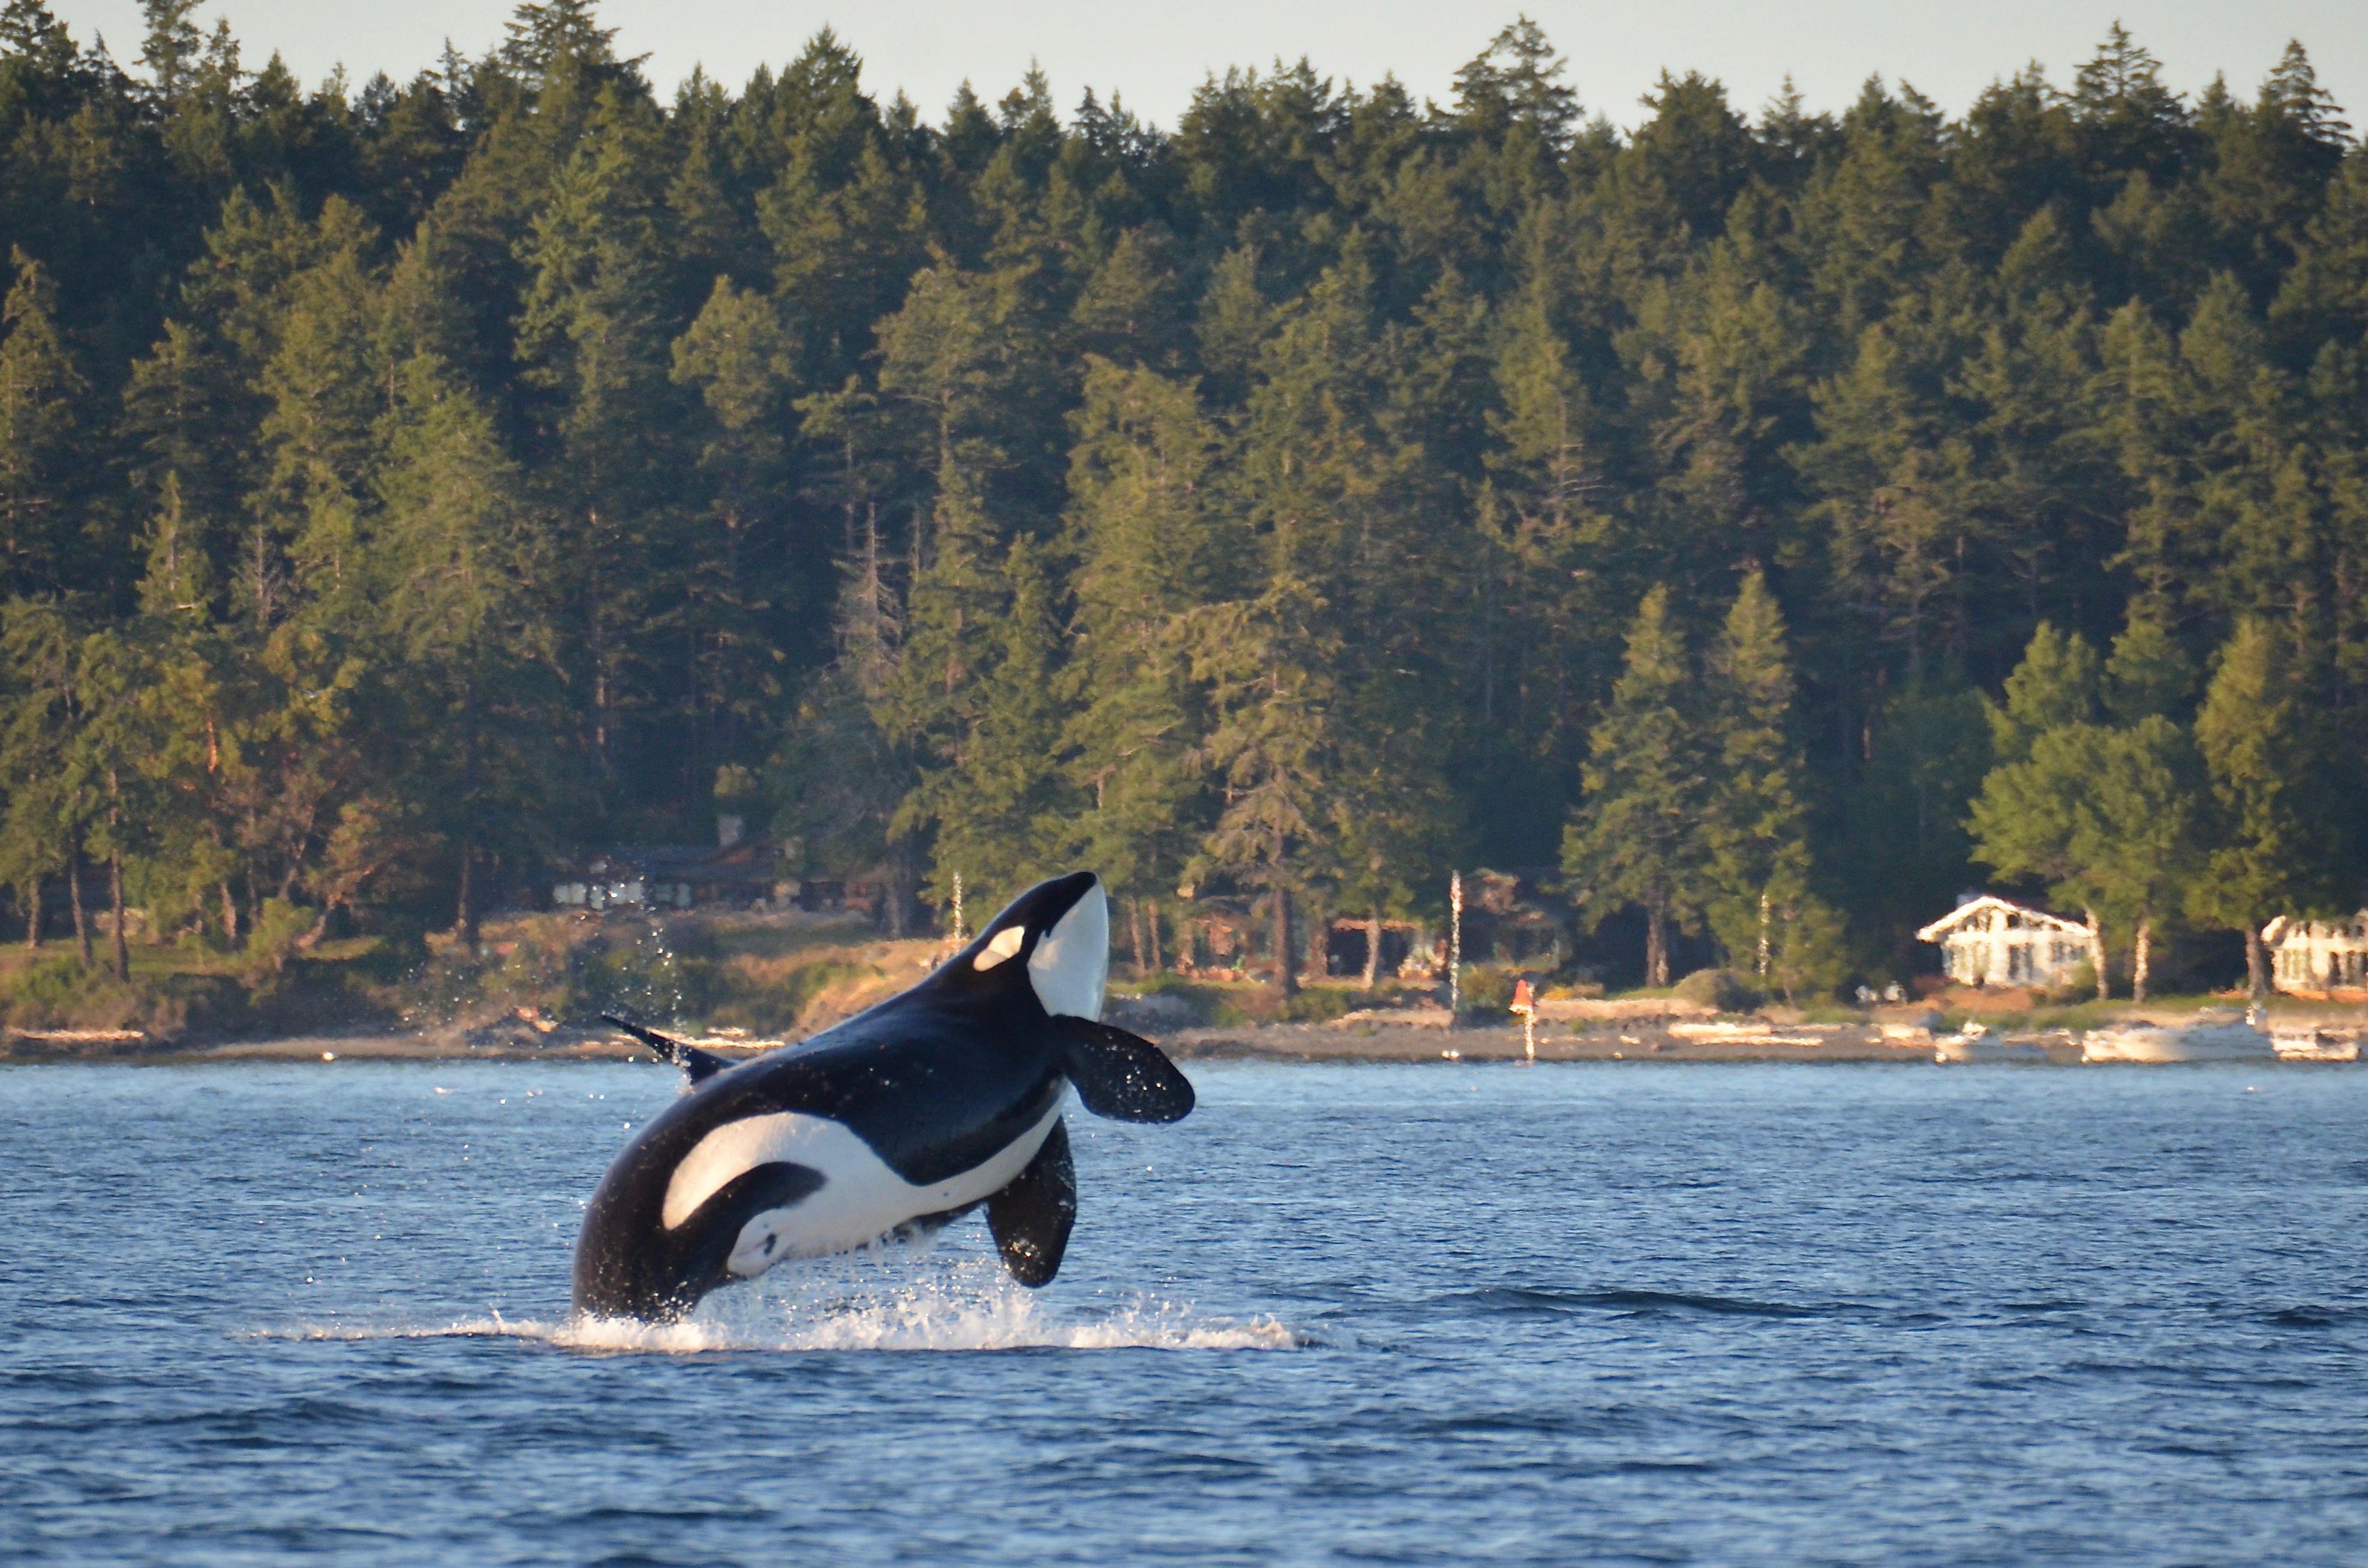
[600,1013,731,1084]
[1049,1017,1195,1123]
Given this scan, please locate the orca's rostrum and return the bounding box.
[571,871,1195,1322]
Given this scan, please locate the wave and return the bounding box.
[254,1259,1308,1355]
[1450,1286,1845,1319]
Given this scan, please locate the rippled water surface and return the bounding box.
[6,1059,2368,1564]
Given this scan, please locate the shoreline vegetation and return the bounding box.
[6,907,2361,1066]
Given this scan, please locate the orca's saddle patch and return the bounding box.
[1053,1019,1197,1123]
[987,1120,1077,1286]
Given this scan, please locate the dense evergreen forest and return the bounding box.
[2,0,2364,999]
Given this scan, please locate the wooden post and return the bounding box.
[1449,871,1463,1013]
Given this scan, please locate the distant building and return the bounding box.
[1916,895,2097,987]
[549,831,781,912]
[2263,913,2368,993]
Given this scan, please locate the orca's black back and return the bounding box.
[629,970,1068,1185]
[708,991,1066,1183]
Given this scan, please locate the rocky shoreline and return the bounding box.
[0,1017,2054,1067]
[8,1009,2364,1068]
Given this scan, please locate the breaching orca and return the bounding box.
[570,871,1195,1322]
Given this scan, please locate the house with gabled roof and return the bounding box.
[548,825,782,913]
[2264,911,2368,994]
[1916,895,2097,988]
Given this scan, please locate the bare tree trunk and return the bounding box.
[1363,908,1383,990]
[2086,908,2107,1001]
[885,845,911,938]
[68,833,91,969]
[23,874,40,949]
[2132,919,2152,1005]
[1645,901,1668,990]
[455,843,478,953]
[1129,898,1147,977]
[219,882,240,946]
[2245,925,2269,1009]
[1147,900,1163,972]
[109,846,129,982]
[107,769,129,981]
[1271,886,1297,998]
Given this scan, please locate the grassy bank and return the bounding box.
[7,912,2360,1055]
[0,910,936,1046]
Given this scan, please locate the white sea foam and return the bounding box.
[259,1257,1306,1355]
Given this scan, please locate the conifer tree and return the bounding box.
[373,354,559,947]
[1701,571,1819,981]
[670,275,803,762]
[1479,250,1616,769]
[0,249,86,595]
[249,203,384,613]
[137,0,205,106]
[1188,575,1343,998]
[65,625,150,980]
[0,596,73,955]
[2190,618,2348,1003]
[515,84,684,798]
[1562,586,1713,988]
[1969,623,2106,990]
[901,538,1070,904]
[1059,359,1226,922]
[1972,614,2209,1000]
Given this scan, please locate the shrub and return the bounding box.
[0,954,187,1036]
[1276,987,1351,1024]
[2042,961,2099,1004]
[1675,968,1763,1012]
[1458,964,1515,1013]
[237,898,315,997]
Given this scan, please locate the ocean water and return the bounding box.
[4,1058,2367,1565]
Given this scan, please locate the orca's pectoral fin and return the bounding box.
[987,1119,1076,1287]
[1052,1017,1197,1123]
[600,1012,731,1084]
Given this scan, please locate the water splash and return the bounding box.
[634,916,689,1024]
[258,1256,1306,1354]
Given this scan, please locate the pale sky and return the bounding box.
[44,1,2368,136]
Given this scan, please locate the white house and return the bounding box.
[2264,912,2368,993]
[1917,895,2097,987]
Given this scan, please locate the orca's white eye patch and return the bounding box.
[973,925,1026,971]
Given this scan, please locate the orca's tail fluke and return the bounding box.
[600,1013,731,1084]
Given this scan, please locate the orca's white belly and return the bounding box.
[661,1100,1065,1280]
